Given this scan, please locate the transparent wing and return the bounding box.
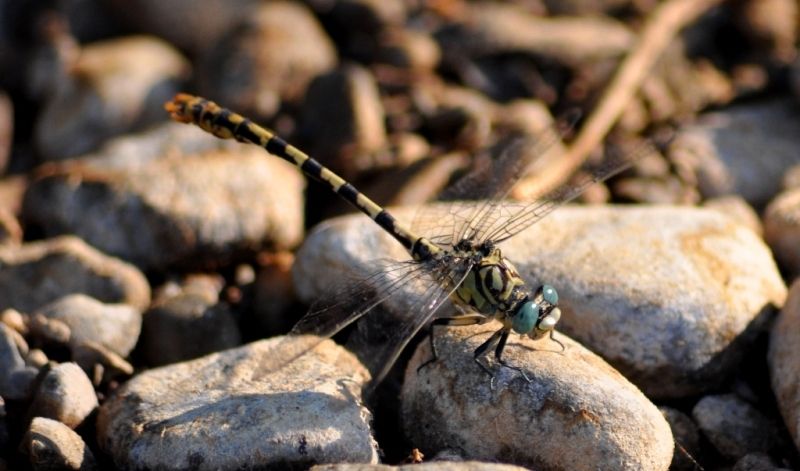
[411,111,578,248]
[350,257,475,387]
[251,258,434,381]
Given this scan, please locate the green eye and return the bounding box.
[512,301,539,334]
[542,285,558,305]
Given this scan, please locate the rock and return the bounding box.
[25,314,71,345]
[763,188,800,278]
[0,90,11,173]
[732,452,792,471]
[0,323,37,400]
[29,363,98,429]
[197,1,336,119]
[732,0,797,62]
[23,417,97,470]
[141,281,241,366]
[669,100,800,208]
[0,236,150,313]
[102,0,261,55]
[34,36,189,161]
[436,3,633,65]
[292,205,786,399]
[253,251,297,335]
[299,64,387,178]
[402,324,673,470]
[703,195,762,236]
[377,29,441,72]
[769,280,800,453]
[311,462,529,471]
[692,394,778,461]
[322,0,406,60]
[25,349,49,368]
[23,146,304,270]
[37,294,141,357]
[97,336,378,469]
[659,406,702,471]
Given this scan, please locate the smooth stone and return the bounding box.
[24,417,97,471]
[311,462,529,471]
[763,188,800,278]
[692,393,778,461]
[769,280,800,453]
[97,336,378,469]
[23,145,304,270]
[0,236,151,313]
[732,452,792,471]
[669,100,800,207]
[292,205,786,399]
[38,294,141,357]
[299,64,387,178]
[71,341,134,385]
[0,208,21,245]
[0,323,37,400]
[197,1,336,118]
[29,363,98,429]
[34,36,189,161]
[402,324,673,470]
[141,285,241,366]
[703,195,763,236]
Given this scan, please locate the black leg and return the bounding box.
[417,315,486,373]
[473,328,503,379]
[495,330,531,382]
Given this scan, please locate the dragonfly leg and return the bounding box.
[473,328,504,382]
[549,329,565,352]
[495,330,532,382]
[417,314,486,373]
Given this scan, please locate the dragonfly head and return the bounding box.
[511,284,561,339]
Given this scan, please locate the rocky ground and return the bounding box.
[1,0,800,470]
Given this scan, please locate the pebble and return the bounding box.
[669,100,800,208]
[0,323,37,400]
[23,417,97,471]
[25,314,71,345]
[29,363,98,429]
[692,393,778,461]
[197,1,336,119]
[299,64,388,178]
[768,279,800,453]
[311,462,529,471]
[703,195,763,236]
[323,0,407,60]
[37,294,141,357]
[140,281,241,366]
[33,36,189,161]
[253,252,297,335]
[23,146,305,270]
[97,336,378,469]
[732,452,792,471]
[0,236,151,313]
[71,341,134,385]
[0,90,11,173]
[293,205,786,399]
[763,188,800,278]
[402,324,673,470]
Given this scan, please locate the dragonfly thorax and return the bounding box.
[453,243,527,315]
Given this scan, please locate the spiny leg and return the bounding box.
[495,330,531,382]
[417,314,486,373]
[473,328,505,379]
[549,329,566,352]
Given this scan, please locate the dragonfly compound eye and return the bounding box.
[512,301,540,334]
[542,284,559,306]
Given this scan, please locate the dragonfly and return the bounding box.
[165,93,637,386]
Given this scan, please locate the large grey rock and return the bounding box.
[312,462,529,471]
[97,336,378,470]
[402,325,673,470]
[293,205,786,399]
[670,100,800,208]
[769,280,800,453]
[0,236,150,313]
[23,145,304,270]
[692,394,779,461]
[23,417,97,470]
[33,36,189,161]
[38,294,141,357]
